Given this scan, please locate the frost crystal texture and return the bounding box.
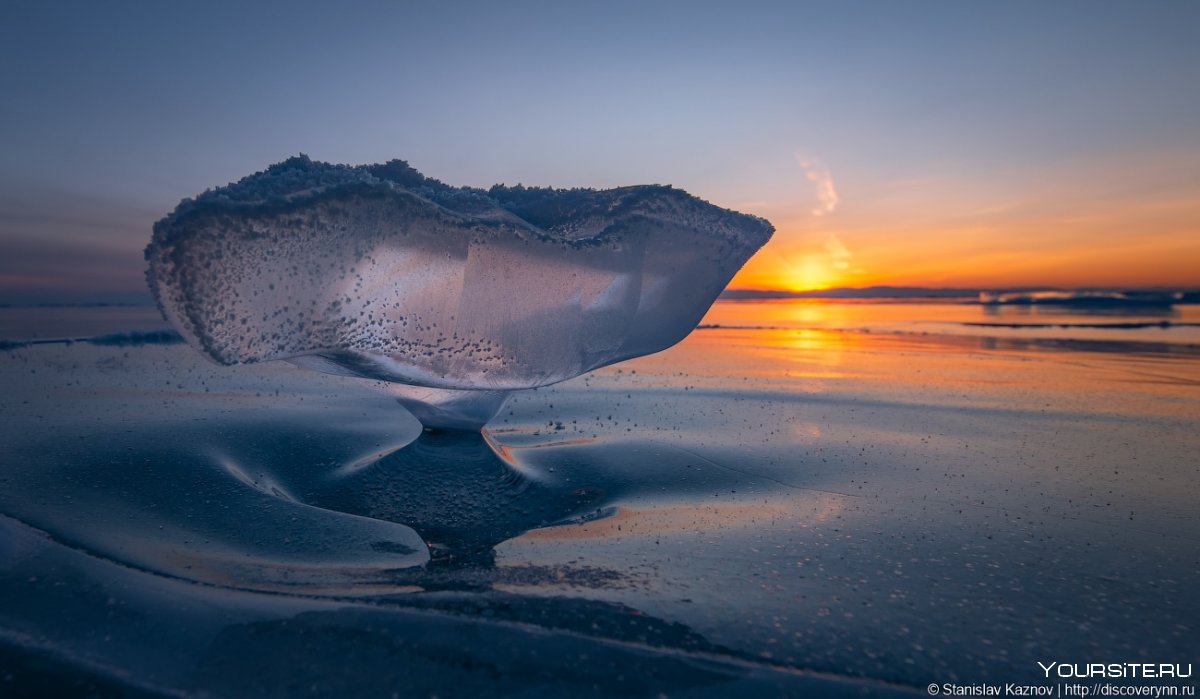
[146,157,773,428]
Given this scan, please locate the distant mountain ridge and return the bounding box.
[722,286,979,299]
[721,286,1200,302]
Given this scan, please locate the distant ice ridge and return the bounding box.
[146,156,773,429]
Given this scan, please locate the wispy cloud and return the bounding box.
[797,154,852,273]
[797,156,839,217]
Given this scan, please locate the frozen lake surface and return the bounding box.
[1,300,1197,697]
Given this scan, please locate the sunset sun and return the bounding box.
[786,254,841,292]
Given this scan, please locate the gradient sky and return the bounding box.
[2,0,1198,300]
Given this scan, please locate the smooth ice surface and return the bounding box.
[145,156,772,428]
[2,301,1198,697]
[2,302,1200,699]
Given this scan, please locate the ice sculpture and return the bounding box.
[146,156,773,428]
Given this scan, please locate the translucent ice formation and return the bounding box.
[146,156,773,428]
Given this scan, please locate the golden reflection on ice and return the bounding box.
[602,298,1200,419]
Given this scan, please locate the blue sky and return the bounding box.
[2,0,1198,298]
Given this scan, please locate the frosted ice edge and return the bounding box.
[146,156,773,428]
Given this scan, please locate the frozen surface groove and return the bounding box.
[146,156,772,428]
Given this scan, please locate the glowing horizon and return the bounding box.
[724,148,1200,293]
[729,219,1200,291]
